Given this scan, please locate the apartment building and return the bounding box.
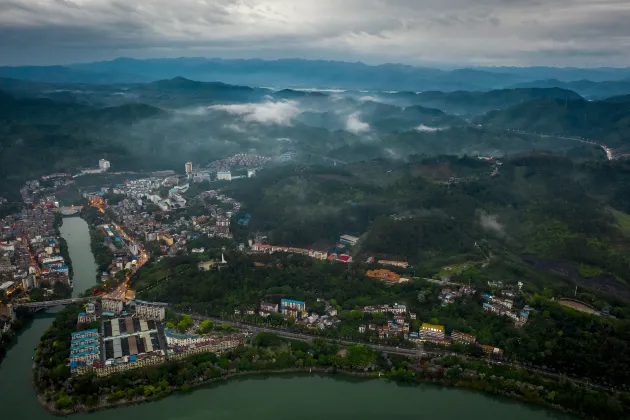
[135,301,166,321]
[101,299,124,315]
[451,330,477,345]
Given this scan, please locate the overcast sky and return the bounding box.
[1,0,630,67]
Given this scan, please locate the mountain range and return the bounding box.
[2,58,630,98]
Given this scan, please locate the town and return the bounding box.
[0,155,563,384]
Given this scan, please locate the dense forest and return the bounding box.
[477,97,630,150]
[227,154,630,275]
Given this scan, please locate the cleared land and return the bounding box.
[558,298,600,315]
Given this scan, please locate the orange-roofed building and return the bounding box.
[367,269,400,282]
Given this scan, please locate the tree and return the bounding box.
[55,394,73,410]
[199,320,213,333]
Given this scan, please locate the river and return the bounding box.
[60,216,98,297]
[0,216,570,420]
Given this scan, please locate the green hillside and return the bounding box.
[413,88,583,115]
[477,98,630,149]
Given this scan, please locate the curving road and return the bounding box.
[504,129,615,160]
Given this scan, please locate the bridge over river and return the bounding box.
[15,296,98,310]
[56,206,83,216]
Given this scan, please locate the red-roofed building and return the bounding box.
[338,254,352,263]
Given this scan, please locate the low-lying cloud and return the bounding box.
[415,124,441,132]
[346,112,370,134]
[478,211,504,236]
[208,100,301,125]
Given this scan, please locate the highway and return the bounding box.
[176,311,424,358]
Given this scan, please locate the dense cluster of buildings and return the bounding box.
[482,293,530,326]
[0,206,71,293]
[70,298,170,376]
[206,154,270,172]
[235,297,342,330]
[355,302,505,357]
[165,328,244,357]
[101,175,243,257]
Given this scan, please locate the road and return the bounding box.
[175,310,617,392]
[505,129,615,160]
[98,215,149,301]
[176,311,424,358]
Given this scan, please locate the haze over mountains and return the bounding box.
[2,58,630,99]
[2,57,630,196]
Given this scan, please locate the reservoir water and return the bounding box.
[0,217,571,420]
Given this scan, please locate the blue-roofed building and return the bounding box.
[72,336,99,345]
[71,328,98,339]
[280,299,306,310]
[71,342,100,353]
[69,347,100,363]
[280,298,306,319]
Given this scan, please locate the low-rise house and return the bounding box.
[259,302,278,317]
[361,304,407,315]
[451,330,477,345]
[378,260,409,269]
[480,344,504,358]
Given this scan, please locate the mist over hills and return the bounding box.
[2,68,628,196]
[2,58,630,98]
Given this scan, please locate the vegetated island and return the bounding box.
[33,304,627,418]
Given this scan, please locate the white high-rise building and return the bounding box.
[99,159,111,171]
[185,161,193,178]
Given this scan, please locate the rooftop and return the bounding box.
[281,298,306,305]
[421,323,445,332]
[165,328,200,340]
[71,328,98,337]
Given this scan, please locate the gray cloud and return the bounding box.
[0,0,629,66]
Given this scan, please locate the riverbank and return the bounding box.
[36,364,584,418]
[0,213,75,367]
[33,315,624,420]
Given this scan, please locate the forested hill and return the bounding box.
[412,87,583,115]
[226,154,630,300]
[476,98,630,149]
[0,90,164,125]
[0,91,165,195]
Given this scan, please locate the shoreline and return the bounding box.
[35,365,579,418]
